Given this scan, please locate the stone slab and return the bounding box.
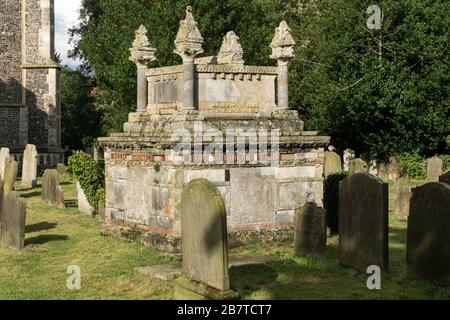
[134,264,182,281]
[174,276,238,300]
[294,203,326,257]
[0,191,26,250]
[22,144,38,188]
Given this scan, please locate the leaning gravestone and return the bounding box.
[21,144,38,188]
[348,158,368,174]
[339,173,389,271]
[294,202,326,257]
[1,192,26,250]
[42,169,65,208]
[427,156,443,181]
[0,148,11,180]
[394,187,412,220]
[174,179,237,300]
[439,172,450,185]
[76,181,94,215]
[407,182,450,283]
[324,152,342,177]
[3,160,18,194]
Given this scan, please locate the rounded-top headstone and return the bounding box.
[324,152,342,177]
[22,144,38,188]
[427,156,443,181]
[3,160,18,194]
[348,158,368,174]
[294,202,326,257]
[407,182,450,282]
[180,178,229,291]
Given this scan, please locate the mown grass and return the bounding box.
[0,178,449,300]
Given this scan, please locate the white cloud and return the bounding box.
[55,0,82,68]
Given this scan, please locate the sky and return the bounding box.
[55,0,82,68]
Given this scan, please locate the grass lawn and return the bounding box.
[0,178,449,300]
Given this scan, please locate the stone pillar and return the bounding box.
[39,0,55,62]
[270,21,296,111]
[174,6,204,111]
[129,25,157,111]
[277,61,289,110]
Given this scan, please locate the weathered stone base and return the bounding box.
[174,276,239,300]
[101,223,294,253]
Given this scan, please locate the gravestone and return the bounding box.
[439,172,450,185]
[42,169,65,208]
[293,202,326,257]
[394,187,412,220]
[56,163,67,176]
[3,160,18,194]
[407,182,450,282]
[76,181,94,215]
[174,178,237,300]
[324,152,342,177]
[22,144,38,188]
[369,160,378,176]
[348,158,368,174]
[0,192,26,250]
[427,156,443,181]
[0,180,4,231]
[343,149,355,171]
[377,157,400,181]
[339,173,389,271]
[0,148,11,180]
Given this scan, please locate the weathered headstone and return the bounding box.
[324,152,342,177]
[0,192,26,250]
[407,182,450,282]
[348,158,368,174]
[41,169,65,208]
[387,156,400,181]
[293,202,326,257]
[76,181,94,215]
[427,156,443,181]
[0,148,11,180]
[394,187,412,220]
[339,173,389,271]
[21,144,38,188]
[56,163,67,176]
[439,172,450,185]
[174,179,237,300]
[0,180,4,231]
[343,149,355,171]
[369,160,378,176]
[3,160,18,194]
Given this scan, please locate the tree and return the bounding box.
[61,67,102,150]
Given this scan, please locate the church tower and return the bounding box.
[0,0,63,170]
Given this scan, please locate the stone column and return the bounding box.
[39,0,55,62]
[174,6,204,111]
[129,25,157,111]
[270,21,296,111]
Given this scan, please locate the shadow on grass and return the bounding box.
[25,234,69,246]
[25,222,57,233]
[21,191,42,199]
[60,181,72,186]
[65,200,78,208]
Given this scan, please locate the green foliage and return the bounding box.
[67,151,105,212]
[439,155,450,172]
[398,153,426,180]
[61,67,102,150]
[323,172,349,235]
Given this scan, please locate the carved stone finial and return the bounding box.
[174,6,204,61]
[217,31,245,65]
[129,25,157,66]
[270,21,296,62]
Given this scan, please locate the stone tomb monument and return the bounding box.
[174,179,237,300]
[324,151,341,177]
[22,144,38,188]
[439,172,450,185]
[427,156,443,181]
[0,192,26,250]
[293,202,326,257]
[41,169,65,208]
[407,182,450,282]
[98,7,330,253]
[339,173,389,271]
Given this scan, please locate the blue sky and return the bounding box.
[55,0,81,68]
